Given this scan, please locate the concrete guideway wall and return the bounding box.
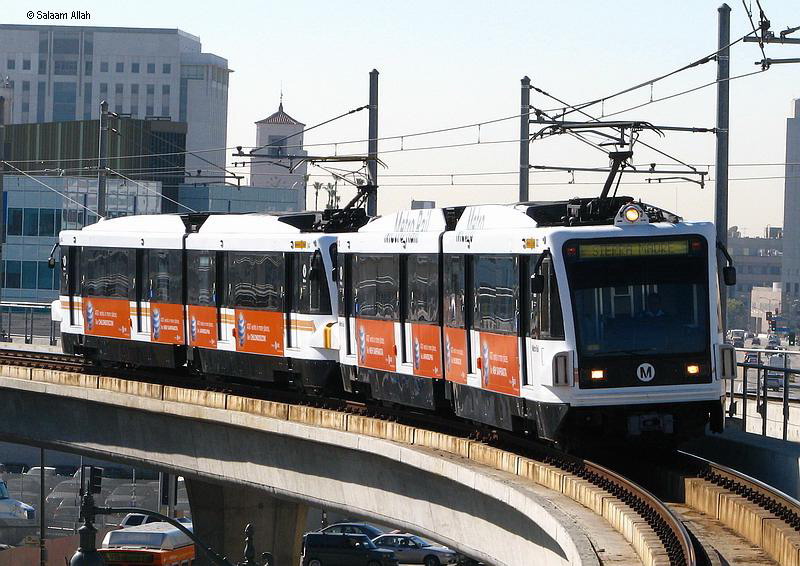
[0,367,603,566]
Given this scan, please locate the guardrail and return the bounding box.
[0,301,58,346]
[729,346,800,441]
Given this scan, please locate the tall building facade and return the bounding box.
[0,24,229,173]
[782,99,800,327]
[250,102,307,206]
[2,116,186,210]
[727,225,783,313]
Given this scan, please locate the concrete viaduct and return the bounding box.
[0,365,640,566]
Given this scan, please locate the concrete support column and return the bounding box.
[185,478,308,566]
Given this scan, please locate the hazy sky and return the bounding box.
[7,0,800,234]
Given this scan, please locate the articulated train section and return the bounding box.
[0,348,798,565]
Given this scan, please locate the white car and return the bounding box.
[372,534,458,566]
[0,482,35,521]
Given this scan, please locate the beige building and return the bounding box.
[249,101,307,205]
[751,283,782,334]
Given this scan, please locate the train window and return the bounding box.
[227,253,284,311]
[147,249,182,304]
[406,254,439,324]
[352,253,399,320]
[538,257,564,339]
[292,251,332,315]
[443,254,466,328]
[187,251,215,306]
[82,247,132,299]
[472,255,518,334]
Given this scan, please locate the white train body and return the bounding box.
[56,199,735,443]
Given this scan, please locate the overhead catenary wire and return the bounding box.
[597,68,767,119]
[546,31,755,120]
[376,174,800,188]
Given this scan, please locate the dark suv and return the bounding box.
[301,533,398,566]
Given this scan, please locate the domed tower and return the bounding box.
[250,98,308,202]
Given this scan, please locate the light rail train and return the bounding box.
[53,196,737,446]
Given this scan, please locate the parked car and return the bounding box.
[320,523,384,539]
[373,533,459,565]
[301,532,397,566]
[766,353,788,390]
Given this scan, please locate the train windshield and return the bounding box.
[565,238,709,357]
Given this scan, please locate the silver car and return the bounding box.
[372,534,458,566]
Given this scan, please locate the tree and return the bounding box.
[323,182,340,210]
[312,181,324,210]
[726,298,749,330]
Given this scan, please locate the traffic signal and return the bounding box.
[88,466,103,494]
[770,319,777,331]
[767,311,773,320]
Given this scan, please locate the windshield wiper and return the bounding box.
[598,348,657,356]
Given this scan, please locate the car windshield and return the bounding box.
[0,483,9,499]
[352,535,377,549]
[566,243,709,357]
[409,535,430,547]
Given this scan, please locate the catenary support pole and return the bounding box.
[366,69,379,216]
[519,76,531,202]
[97,100,109,218]
[715,3,731,328]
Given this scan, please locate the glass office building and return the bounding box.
[2,175,161,302]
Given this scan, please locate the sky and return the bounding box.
[6,0,800,235]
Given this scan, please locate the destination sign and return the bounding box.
[579,240,689,259]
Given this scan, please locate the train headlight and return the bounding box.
[686,364,701,376]
[591,369,605,380]
[614,203,649,226]
[624,206,641,223]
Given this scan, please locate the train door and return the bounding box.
[339,253,356,358]
[526,254,566,386]
[443,254,469,384]
[286,252,295,349]
[65,246,81,326]
[135,249,147,335]
[215,251,225,342]
[468,254,521,396]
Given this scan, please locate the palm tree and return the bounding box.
[312,181,324,210]
[323,182,340,210]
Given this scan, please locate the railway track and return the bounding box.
[5,346,795,566]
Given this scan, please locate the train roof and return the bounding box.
[197,213,306,235]
[72,214,189,234]
[359,208,448,233]
[454,197,683,231]
[101,521,193,550]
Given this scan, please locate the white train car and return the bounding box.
[57,214,191,368]
[442,198,735,442]
[335,208,452,409]
[184,213,339,388]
